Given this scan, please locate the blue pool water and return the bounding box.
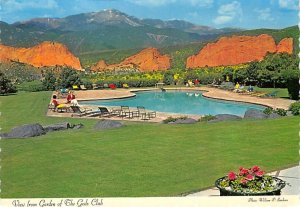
[80,91,265,116]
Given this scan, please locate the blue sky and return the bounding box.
[0,0,298,29]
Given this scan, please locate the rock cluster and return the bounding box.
[94,120,123,130]
[0,41,83,70]
[0,122,83,139]
[186,35,293,68]
[91,48,170,72]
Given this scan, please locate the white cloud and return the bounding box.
[213,15,234,25]
[255,8,275,21]
[213,1,242,25]
[2,0,58,11]
[128,0,213,7]
[278,0,298,10]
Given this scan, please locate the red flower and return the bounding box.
[255,170,264,177]
[251,166,260,172]
[240,178,248,185]
[246,174,254,181]
[239,168,249,176]
[228,171,237,181]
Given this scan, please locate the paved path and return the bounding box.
[199,86,294,110]
[56,87,294,110]
[186,165,300,196]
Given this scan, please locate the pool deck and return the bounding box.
[47,86,295,122]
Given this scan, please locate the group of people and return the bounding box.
[51,91,79,110]
[185,79,201,87]
[234,82,254,93]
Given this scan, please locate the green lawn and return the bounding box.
[0,92,298,198]
[253,87,289,98]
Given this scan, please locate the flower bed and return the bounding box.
[215,166,286,196]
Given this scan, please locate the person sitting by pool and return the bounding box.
[66,91,75,103]
[50,95,60,111]
[235,82,240,89]
[71,99,80,106]
[233,82,240,92]
[194,79,200,86]
[247,85,254,92]
[52,95,60,107]
[52,94,69,112]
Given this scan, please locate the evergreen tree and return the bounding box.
[0,72,17,95]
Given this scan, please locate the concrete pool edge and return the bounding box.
[48,87,294,122]
[78,88,268,117]
[67,87,294,110]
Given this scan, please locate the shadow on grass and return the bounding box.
[0,93,18,96]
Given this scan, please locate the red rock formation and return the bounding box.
[91,60,108,71]
[91,48,170,72]
[186,35,294,68]
[0,41,83,70]
[276,38,293,54]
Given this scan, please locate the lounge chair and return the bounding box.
[48,103,56,111]
[72,85,79,90]
[120,106,133,119]
[137,106,156,120]
[111,106,122,116]
[122,83,129,88]
[250,92,267,97]
[109,83,117,90]
[263,91,278,98]
[98,107,114,117]
[92,84,99,90]
[70,106,93,117]
[80,85,87,90]
[187,80,194,87]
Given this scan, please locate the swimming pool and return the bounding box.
[80,91,265,116]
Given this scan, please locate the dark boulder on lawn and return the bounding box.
[43,122,71,132]
[209,114,242,122]
[168,118,197,124]
[244,109,267,119]
[94,120,123,130]
[72,123,84,129]
[268,113,281,119]
[1,123,46,138]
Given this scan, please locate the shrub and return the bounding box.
[126,79,141,87]
[58,68,82,89]
[184,70,199,83]
[286,78,299,100]
[81,80,93,90]
[42,71,56,91]
[198,72,223,85]
[274,108,287,116]
[163,116,188,124]
[0,72,17,94]
[163,71,174,85]
[288,102,300,115]
[263,107,273,115]
[199,115,216,122]
[17,80,45,92]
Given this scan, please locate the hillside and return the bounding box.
[234,25,299,53]
[79,26,298,69]
[0,42,82,70]
[0,8,297,71]
[1,9,239,55]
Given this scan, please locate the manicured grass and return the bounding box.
[0,92,298,198]
[253,87,289,98]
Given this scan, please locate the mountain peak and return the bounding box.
[82,9,142,27]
